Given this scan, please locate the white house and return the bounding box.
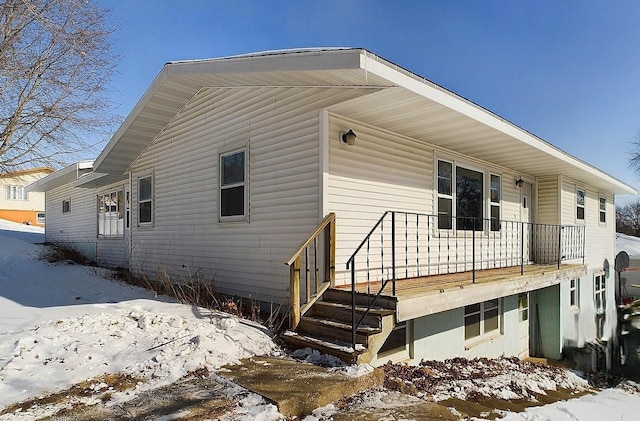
[0,167,53,226]
[29,48,636,368]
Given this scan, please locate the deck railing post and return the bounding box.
[520,222,524,276]
[351,261,356,350]
[558,226,563,270]
[391,211,396,295]
[472,218,476,283]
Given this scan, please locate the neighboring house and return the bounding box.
[0,167,53,226]
[28,49,636,369]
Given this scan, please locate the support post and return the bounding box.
[557,226,563,270]
[392,211,396,295]
[290,256,301,329]
[521,222,525,276]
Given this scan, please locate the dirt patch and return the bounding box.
[0,373,142,417]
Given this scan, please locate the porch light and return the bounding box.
[515,177,524,188]
[340,129,357,146]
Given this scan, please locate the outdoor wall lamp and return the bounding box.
[515,178,524,188]
[340,129,357,146]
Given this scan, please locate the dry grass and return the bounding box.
[0,373,142,416]
[40,243,94,265]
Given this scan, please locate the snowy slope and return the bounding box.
[0,219,280,419]
[616,232,640,257]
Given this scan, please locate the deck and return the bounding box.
[335,262,587,321]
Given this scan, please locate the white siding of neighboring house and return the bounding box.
[0,171,49,225]
[128,87,372,305]
[327,114,531,286]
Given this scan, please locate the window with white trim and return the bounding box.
[570,278,580,307]
[490,174,501,231]
[437,160,484,231]
[220,148,247,221]
[62,199,71,213]
[599,196,606,224]
[138,175,153,225]
[98,190,124,237]
[518,293,529,322]
[594,274,606,313]
[464,299,500,341]
[5,185,27,200]
[36,212,45,224]
[576,189,585,221]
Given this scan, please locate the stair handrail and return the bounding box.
[285,212,336,329]
[345,211,393,351]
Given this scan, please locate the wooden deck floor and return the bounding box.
[335,263,585,299]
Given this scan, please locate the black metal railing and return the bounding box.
[345,211,586,348]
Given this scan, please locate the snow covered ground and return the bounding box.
[1,218,640,420]
[617,232,640,257]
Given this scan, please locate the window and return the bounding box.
[98,190,124,237]
[437,160,484,231]
[138,175,153,225]
[576,189,585,221]
[599,196,606,223]
[437,160,453,229]
[490,174,501,231]
[5,185,27,200]
[220,148,247,220]
[594,274,606,313]
[464,299,500,341]
[518,293,529,322]
[570,279,580,307]
[36,212,45,224]
[62,199,71,213]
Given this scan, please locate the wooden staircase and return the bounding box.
[282,289,397,364]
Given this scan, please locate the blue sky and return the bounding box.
[99,0,640,201]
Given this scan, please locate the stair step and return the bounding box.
[298,317,371,345]
[312,300,395,317]
[302,316,383,335]
[281,330,364,363]
[323,289,397,310]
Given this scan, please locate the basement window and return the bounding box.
[36,212,45,224]
[570,279,580,308]
[518,293,529,322]
[464,299,501,342]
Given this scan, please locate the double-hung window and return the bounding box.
[62,199,71,213]
[576,189,585,222]
[464,299,500,341]
[437,160,484,231]
[490,174,501,231]
[220,147,247,221]
[98,190,124,237]
[518,293,529,322]
[138,175,153,225]
[599,196,606,224]
[5,185,27,200]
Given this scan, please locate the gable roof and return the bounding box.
[1,167,54,179]
[86,48,635,195]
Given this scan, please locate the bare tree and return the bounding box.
[629,130,640,176]
[617,200,640,236]
[0,0,119,173]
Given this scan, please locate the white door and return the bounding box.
[518,292,530,357]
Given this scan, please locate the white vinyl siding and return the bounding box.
[128,86,367,304]
[44,180,128,268]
